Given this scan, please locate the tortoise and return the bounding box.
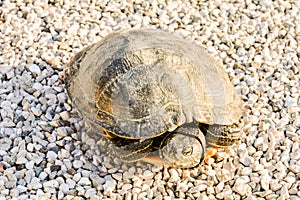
[64,29,242,169]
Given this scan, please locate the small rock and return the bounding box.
[57,93,67,103]
[32,83,43,91]
[27,143,34,152]
[1,189,9,195]
[260,174,271,191]
[270,180,281,191]
[57,191,64,199]
[5,169,17,183]
[25,160,35,170]
[49,75,59,85]
[252,163,264,171]
[2,119,16,128]
[28,64,41,75]
[289,165,300,173]
[81,170,91,178]
[176,180,189,193]
[123,171,134,180]
[17,185,28,193]
[215,182,224,193]
[233,183,251,196]
[0,89,10,94]
[39,172,48,180]
[239,156,254,166]
[235,176,250,185]
[0,162,4,172]
[103,179,117,194]
[112,173,122,181]
[240,167,252,176]
[16,156,28,164]
[122,183,133,191]
[46,151,58,161]
[32,153,43,165]
[85,188,97,198]
[143,170,154,180]
[168,168,180,182]
[280,183,289,199]
[28,177,42,190]
[45,92,57,100]
[6,70,15,79]
[188,184,207,193]
[294,117,300,128]
[59,183,70,194]
[31,107,42,116]
[138,192,148,199]
[0,65,12,74]
[59,111,70,120]
[73,173,82,182]
[73,160,83,169]
[78,177,91,186]
[56,127,68,137]
[43,180,59,188]
[66,179,76,189]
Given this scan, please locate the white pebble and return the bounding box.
[78,177,91,186]
[31,107,42,116]
[73,160,83,169]
[39,172,48,180]
[16,156,28,164]
[28,64,41,75]
[280,183,290,199]
[59,111,70,120]
[46,151,58,161]
[66,179,76,189]
[260,174,271,191]
[43,180,59,188]
[0,65,12,74]
[90,173,105,188]
[85,188,97,198]
[59,183,70,194]
[28,177,42,190]
[25,160,35,170]
[168,169,180,182]
[103,179,117,193]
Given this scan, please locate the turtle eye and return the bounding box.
[182,146,193,156]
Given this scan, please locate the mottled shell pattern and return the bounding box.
[65,29,242,140]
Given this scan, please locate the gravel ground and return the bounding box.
[0,0,300,199]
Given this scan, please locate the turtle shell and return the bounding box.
[65,29,242,140]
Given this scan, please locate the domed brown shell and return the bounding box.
[65,29,242,140]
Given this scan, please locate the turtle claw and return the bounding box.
[204,147,217,164]
[141,155,165,166]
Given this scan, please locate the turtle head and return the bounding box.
[159,123,206,169]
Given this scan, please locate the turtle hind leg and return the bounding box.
[200,124,240,148]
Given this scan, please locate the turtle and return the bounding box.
[64,29,242,169]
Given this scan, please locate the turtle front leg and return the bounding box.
[200,124,240,148]
[101,128,154,163]
[200,124,240,163]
